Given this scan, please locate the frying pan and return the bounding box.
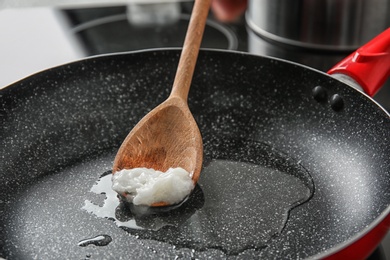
[1,27,390,259]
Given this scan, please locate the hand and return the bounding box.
[211,0,248,22]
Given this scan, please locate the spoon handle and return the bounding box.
[170,0,211,101]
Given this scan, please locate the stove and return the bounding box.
[0,1,389,259]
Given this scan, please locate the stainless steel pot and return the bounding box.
[246,0,390,51]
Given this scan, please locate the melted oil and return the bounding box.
[78,235,112,247]
[83,138,314,255]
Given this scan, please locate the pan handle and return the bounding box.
[328,27,390,97]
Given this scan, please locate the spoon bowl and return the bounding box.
[112,96,203,183]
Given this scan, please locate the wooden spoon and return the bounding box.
[112,0,210,206]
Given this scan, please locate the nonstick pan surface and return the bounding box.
[1,49,389,259]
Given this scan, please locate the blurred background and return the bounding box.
[0,0,389,258]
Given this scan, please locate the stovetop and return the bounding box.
[0,2,248,88]
[0,2,389,259]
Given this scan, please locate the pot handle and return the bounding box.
[328,27,390,97]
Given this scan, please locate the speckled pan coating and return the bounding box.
[0,49,389,259]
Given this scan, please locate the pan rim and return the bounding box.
[2,47,389,125]
[308,208,390,259]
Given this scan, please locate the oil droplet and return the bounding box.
[78,234,112,247]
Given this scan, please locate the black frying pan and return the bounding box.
[1,40,390,259]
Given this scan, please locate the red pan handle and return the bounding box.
[328,27,390,97]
